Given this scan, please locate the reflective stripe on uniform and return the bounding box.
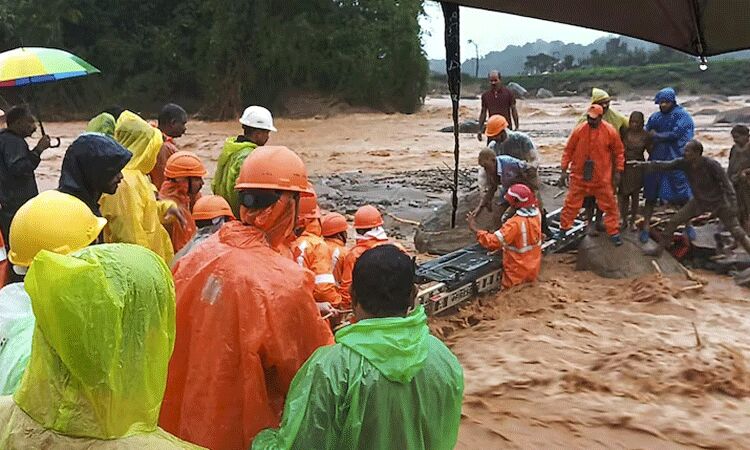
[494,230,505,244]
[332,247,341,270]
[505,217,541,254]
[296,241,309,268]
[315,274,336,285]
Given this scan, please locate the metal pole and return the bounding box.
[468,40,479,78]
[442,2,461,228]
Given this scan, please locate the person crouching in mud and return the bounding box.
[474,149,551,236]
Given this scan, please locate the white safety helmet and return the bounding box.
[239,105,277,132]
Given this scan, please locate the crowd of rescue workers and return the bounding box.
[0,71,747,449]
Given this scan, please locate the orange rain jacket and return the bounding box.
[160,220,334,450]
[158,180,199,253]
[477,207,543,289]
[292,221,341,305]
[561,121,625,187]
[339,230,407,308]
[560,121,625,235]
[324,236,349,289]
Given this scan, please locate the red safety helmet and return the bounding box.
[504,184,536,208]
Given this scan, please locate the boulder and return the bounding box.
[682,95,729,107]
[695,108,721,116]
[414,183,565,255]
[414,190,500,255]
[714,107,750,124]
[439,119,481,134]
[576,231,684,278]
[536,88,554,99]
[734,267,750,287]
[507,82,528,98]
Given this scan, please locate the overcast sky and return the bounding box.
[420,1,612,60]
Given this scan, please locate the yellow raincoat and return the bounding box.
[0,243,202,448]
[577,88,629,133]
[100,111,176,261]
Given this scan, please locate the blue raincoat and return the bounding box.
[644,88,694,204]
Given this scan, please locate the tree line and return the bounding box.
[0,0,428,118]
[523,38,691,75]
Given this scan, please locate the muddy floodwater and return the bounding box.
[34,95,750,448]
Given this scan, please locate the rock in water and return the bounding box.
[576,231,684,278]
[734,267,750,287]
[439,120,481,134]
[507,82,528,98]
[536,88,554,99]
[714,107,750,124]
[695,108,720,116]
[414,183,565,255]
[414,190,501,254]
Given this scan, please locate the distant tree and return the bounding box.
[524,53,559,74]
[562,55,576,70]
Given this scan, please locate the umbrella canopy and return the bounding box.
[0,47,100,87]
[443,0,750,57]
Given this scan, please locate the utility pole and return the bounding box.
[467,39,479,79]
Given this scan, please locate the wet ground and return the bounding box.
[33,94,750,448]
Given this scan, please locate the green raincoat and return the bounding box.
[86,112,117,137]
[0,284,33,395]
[211,137,257,217]
[0,244,202,449]
[252,306,464,450]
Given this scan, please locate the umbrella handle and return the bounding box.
[37,119,60,147]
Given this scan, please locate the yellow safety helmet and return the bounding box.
[8,191,108,267]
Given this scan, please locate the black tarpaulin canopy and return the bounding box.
[443,0,750,57]
[438,1,750,227]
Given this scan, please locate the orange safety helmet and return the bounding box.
[298,186,321,220]
[354,205,383,229]
[164,151,207,178]
[193,195,236,221]
[321,213,348,237]
[504,183,536,208]
[235,146,314,195]
[484,114,509,137]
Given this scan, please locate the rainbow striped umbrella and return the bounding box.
[0,47,100,88]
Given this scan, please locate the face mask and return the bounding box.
[240,192,298,249]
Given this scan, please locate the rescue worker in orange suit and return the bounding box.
[339,205,400,308]
[292,188,342,317]
[321,212,349,290]
[158,151,207,253]
[558,104,625,246]
[468,184,543,289]
[160,146,334,450]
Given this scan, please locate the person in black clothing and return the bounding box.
[0,106,51,247]
[58,133,132,217]
[630,139,750,257]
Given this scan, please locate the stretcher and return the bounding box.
[415,207,587,315]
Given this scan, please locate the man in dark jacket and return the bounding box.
[0,106,50,246]
[58,133,132,217]
[631,139,750,256]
